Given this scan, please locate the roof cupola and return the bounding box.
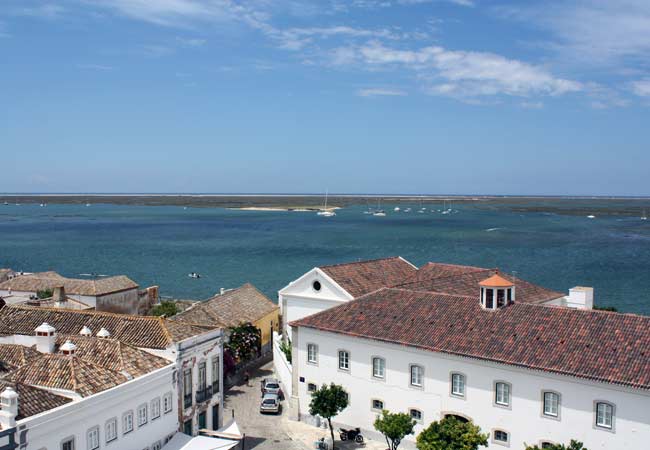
[79,326,92,336]
[60,340,77,355]
[0,386,18,429]
[479,272,515,310]
[96,328,111,339]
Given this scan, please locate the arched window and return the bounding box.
[493,430,509,445]
[409,409,423,422]
[371,399,384,411]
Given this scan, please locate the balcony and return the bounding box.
[183,393,192,409]
[212,381,220,394]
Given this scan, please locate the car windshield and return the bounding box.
[266,383,280,389]
[263,399,276,405]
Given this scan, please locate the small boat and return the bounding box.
[373,210,386,217]
[394,207,400,212]
[39,203,46,207]
[587,215,596,219]
[641,209,647,221]
[85,203,91,207]
[317,189,336,217]
[418,208,426,214]
[404,208,412,213]
[188,272,201,279]
[3,201,8,206]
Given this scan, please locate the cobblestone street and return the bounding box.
[223,362,387,450]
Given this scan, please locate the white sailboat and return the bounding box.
[317,190,336,217]
[373,198,386,216]
[641,209,647,221]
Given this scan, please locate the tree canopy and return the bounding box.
[374,410,416,450]
[416,416,488,450]
[309,383,349,449]
[526,440,588,450]
[150,301,178,317]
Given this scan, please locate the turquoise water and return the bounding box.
[1,202,649,314]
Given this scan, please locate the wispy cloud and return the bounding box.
[630,79,650,97]
[176,37,207,47]
[333,41,581,99]
[357,88,407,97]
[76,63,114,71]
[10,3,65,20]
[520,101,543,109]
[141,44,174,58]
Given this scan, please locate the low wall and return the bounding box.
[272,332,293,398]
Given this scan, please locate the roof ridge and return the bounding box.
[319,256,402,269]
[396,268,493,287]
[517,301,650,320]
[8,304,159,320]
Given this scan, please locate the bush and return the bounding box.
[36,289,53,299]
[416,416,488,450]
[526,440,588,450]
[150,301,179,317]
[374,410,416,450]
[279,339,292,362]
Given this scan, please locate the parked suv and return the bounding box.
[260,393,281,414]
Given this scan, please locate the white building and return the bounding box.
[0,304,225,449]
[281,258,650,449]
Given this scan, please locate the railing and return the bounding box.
[196,388,207,403]
[183,393,192,409]
[212,381,220,394]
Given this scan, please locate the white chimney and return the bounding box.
[0,386,19,429]
[566,287,594,310]
[79,326,92,336]
[52,286,65,307]
[96,328,111,339]
[60,340,77,355]
[35,322,56,353]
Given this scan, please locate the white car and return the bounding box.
[260,393,281,414]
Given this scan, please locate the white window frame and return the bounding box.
[151,397,161,420]
[151,442,162,450]
[371,356,385,379]
[86,426,100,450]
[409,408,423,422]
[338,350,350,371]
[542,391,560,419]
[163,392,173,414]
[61,437,76,450]
[137,403,148,427]
[492,429,510,447]
[494,381,511,408]
[307,382,317,393]
[105,417,118,444]
[307,343,318,364]
[371,399,384,411]
[410,364,423,388]
[450,372,465,398]
[123,410,134,435]
[595,401,615,431]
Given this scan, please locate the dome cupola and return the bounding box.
[479,272,515,310]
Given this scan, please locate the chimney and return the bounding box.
[60,340,77,355]
[52,286,65,305]
[0,387,18,429]
[96,328,111,339]
[566,287,594,310]
[35,322,56,353]
[79,326,92,336]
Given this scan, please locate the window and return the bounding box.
[495,382,511,407]
[183,419,193,436]
[410,365,423,387]
[211,357,220,393]
[163,392,173,414]
[198,362,207,395]
[61,437,75,450]
[87,426,100,450]
[151,443,162,450]
[137,403,148,427]
[151,398,161,420]
[493,430,509,444]
[451,373,465,397]
[198,411,207,430]
[307,344,318,364]
[541,443,554,449]
[372,357,385,379]
[338,350,350,370]
[307,383,317,393]
[409,409,422,421]
[371,399,384,411]
[485,289,494,308]
[596,402,614,429]
[543,392,560,417]
[183,368,193,408]
[312,281,321,291]
[497,289,506,307]
[123,411,134,434]
[105,418,118,443]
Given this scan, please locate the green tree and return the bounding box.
[225,322,261,362]
[309,383,349,449]
[279,338,292,363]
[150,301,178,317]
[36,289,53,299]
[374,410,416,450]
[526,440,588,450]
[416,416,488,450]
[594,305,618,312]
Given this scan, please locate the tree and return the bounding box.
[416,416,488,450]
[36,289,53,299]
[225,322,261,362]
[279,338,292,363]
[526,440,588,450]
[374,410,416,450]
[309,383,349,449]
[594,305,618,312]
[150,301,178,317]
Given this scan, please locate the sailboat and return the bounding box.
[418,196,426,213]
[317,190,336,217]
[373,198,386,216]
[641,209,648,221]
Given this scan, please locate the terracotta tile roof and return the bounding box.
[406,262,486,282]
[0,381,71,424]
[5,354,128,397]
[0,305,209,349]
[21,296,94,310]
[479,273,514,287]
[292,288,650,390]
[0,273,138,296]
[396,268,564,304]
[0,344,41,374]
[54,336,170,378]
[171,283,278,328]
[319,257,418,298]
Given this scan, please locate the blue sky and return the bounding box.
[1,0,649,195]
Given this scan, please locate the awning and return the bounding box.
[164,433,239,450]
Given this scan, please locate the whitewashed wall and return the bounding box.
[293,327,650,450]
[18,365,178,450]
[273,332,293,398]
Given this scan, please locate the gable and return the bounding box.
[279,268,353,302]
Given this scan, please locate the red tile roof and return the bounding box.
[479,273,514,287]
[292,288,650,390]
[319,257,417,298]
[0,381,71,424]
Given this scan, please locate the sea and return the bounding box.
[1,201,649,314]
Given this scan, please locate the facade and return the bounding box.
[0,272,157,315]
[282,258,649,449]
[172,283,279,353]
[0,304,225,448]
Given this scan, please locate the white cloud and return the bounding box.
[176,37,207,47]
[520,101,543,109]
[11,3,65,19]
[357,88,407,97]
[630,79,650,97]
[335,41,582,99]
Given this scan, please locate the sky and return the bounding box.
[1,0,649,196]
